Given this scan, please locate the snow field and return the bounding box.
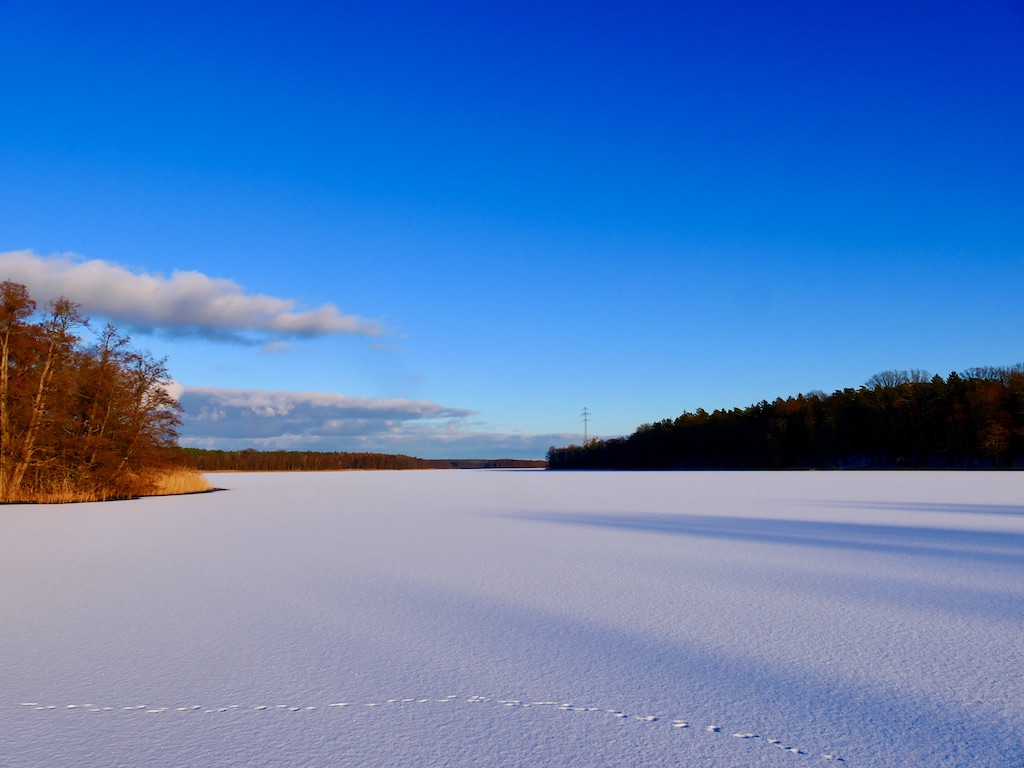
[2,470,1022,767]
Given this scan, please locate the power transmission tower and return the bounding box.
[581,406,591,444]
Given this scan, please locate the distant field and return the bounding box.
[2,470,1022,767]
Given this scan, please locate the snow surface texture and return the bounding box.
[3,470,1023,767]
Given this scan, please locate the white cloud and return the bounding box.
[175,385,566,459]
[177,386,474,440]
[0,250,381,340]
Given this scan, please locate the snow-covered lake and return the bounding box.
[3,470,1022,767]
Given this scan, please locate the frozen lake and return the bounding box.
[3,470,1023,767]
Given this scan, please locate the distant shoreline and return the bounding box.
[178,448,546,472]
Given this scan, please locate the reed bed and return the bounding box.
[146,468,217,497]
[6,468,216,504]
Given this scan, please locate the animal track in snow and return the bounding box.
[17,696,842,761]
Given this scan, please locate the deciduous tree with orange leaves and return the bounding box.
[0,281,187,501]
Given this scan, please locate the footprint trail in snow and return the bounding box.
[18,695,843,762]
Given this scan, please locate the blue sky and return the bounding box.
[2,1,1022,458]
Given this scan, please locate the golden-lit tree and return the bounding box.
[0,281,182,501]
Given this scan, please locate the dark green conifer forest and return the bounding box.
[548,367,1024,470]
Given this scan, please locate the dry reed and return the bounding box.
[146,468,217,497]
[6,468,215,504]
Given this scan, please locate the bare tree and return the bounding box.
[7,298,85,496]
[0,281,37,499]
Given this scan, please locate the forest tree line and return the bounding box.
[548,367,1024,470]
[178,448,546,471]
[1,281,189,501]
